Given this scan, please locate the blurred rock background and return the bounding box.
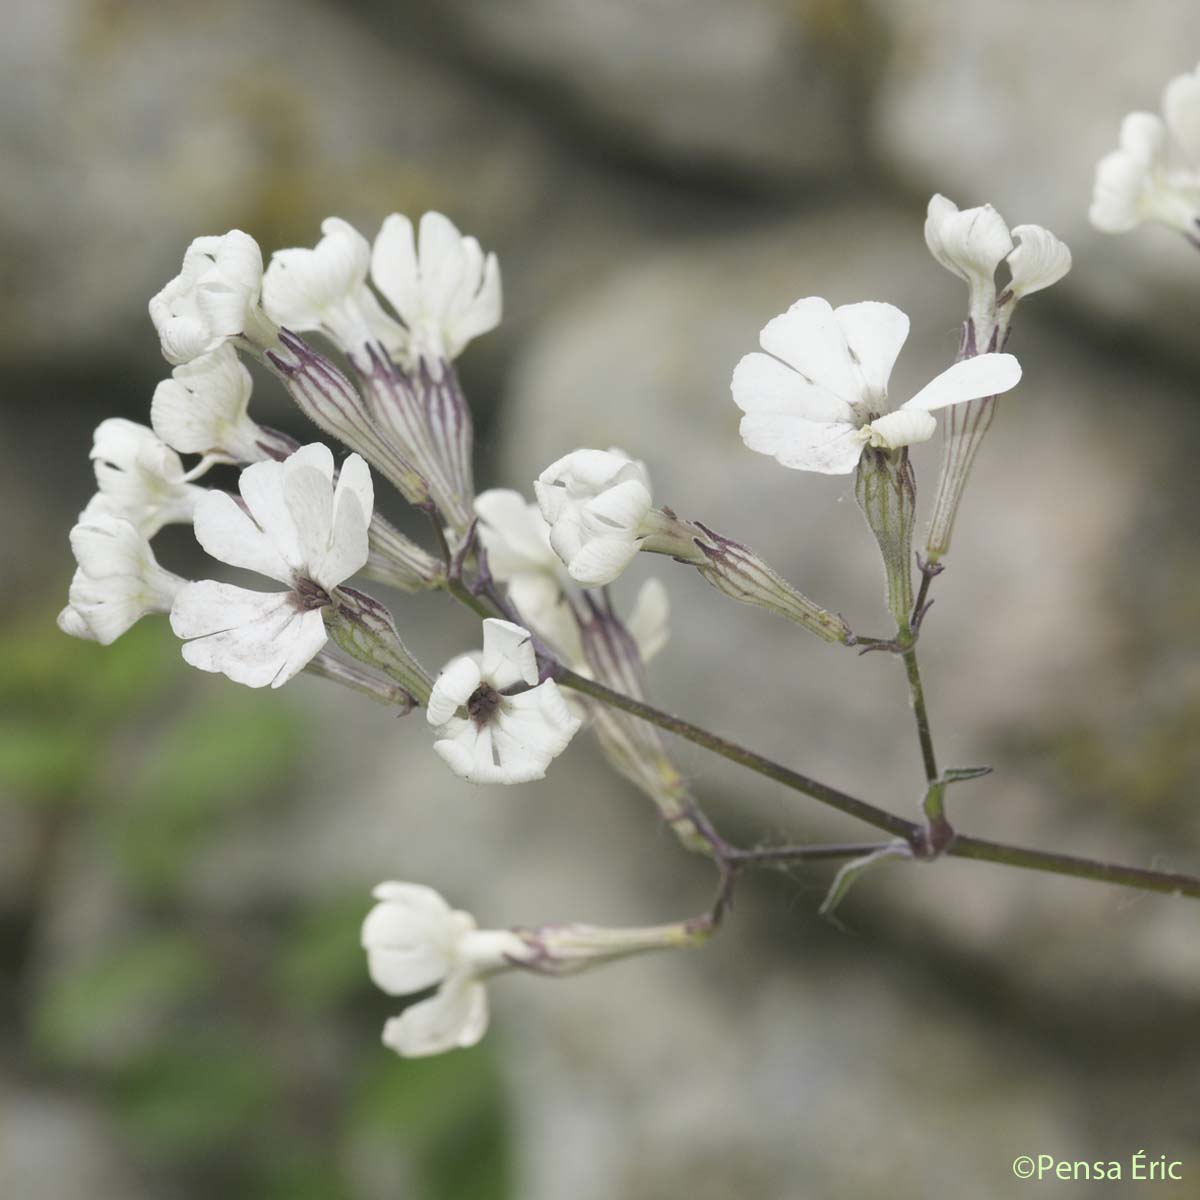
[4,1,1200,1197]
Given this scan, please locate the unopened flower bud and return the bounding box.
[325,585,433,707]
[304,648,416,711]
[265,329,432,508]
[517,918,711,976]
[356,349,475,532]
[365,515,445,593]
[688,523,852,643]
[149,231,277,365]
[855,447,917,631]
[534,448,653,586]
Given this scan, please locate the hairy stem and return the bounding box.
[902,646,938,785]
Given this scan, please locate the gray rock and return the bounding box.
[0,1087,149,1200]
[0,0,551,364]
[405,0,882,183]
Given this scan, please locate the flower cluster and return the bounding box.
[61,210,570,773]
[1091,62,1200,239]
[62,179,1085,1058]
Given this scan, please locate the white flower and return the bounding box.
[261,217,403,355]
[925,195,1070,310]
[362,882,528,1058]
[149,231,267,364]
[58,514,186,644]
[1090,64,1200,236]
[474,489,583,663]
[170,443,373,688]
[150,345,264,462]
[533,449,653,586]
[731,298,1022,475]
[370,211,501,372]
[426,618,580,784]
[87,418,209,537]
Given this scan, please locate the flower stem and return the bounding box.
[902,645,938,786]
[728,841,898,865]
[947,836,1200,900]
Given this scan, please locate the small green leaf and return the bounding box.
[943,765,993,784]
[819,842,912,926]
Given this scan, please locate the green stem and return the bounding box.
[902,645,938,785]
[948,836,1200,900]
[729,841,898,865]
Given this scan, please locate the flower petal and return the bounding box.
[1163,67,1200,163]
[627,579,670,663]
[507,574,584,665]
[757,297,860,404]
[417,212,469,318]
[902,353,1022,412]
[834,301,910,400]
[192,489,294,585]
[381,972,489,1057]
[923,195,1013,286]
[582,478,652,535]
[432,720,494,782]
[262,217,370,330]
[564,537,641,587]
[170,581,326,688]
[1006,225,1072,299]
[730,351,853,423]
[361,883,461,995]
[1089,149,1151,232]
[447,250,502,351]
[151,345,258,459]
[427,655,483,726]
[480,618,538,690]
[474,489,559,580]
[495,681,580,761]
[738,413,863,474]
[314,452,373,589]
[370,213,421,325]
[863,409,937,450]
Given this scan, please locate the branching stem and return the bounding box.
[434,537,1200,906]
[553,667,1200,902]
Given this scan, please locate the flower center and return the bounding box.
[467,682,502,726]
[292,577,332,611]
